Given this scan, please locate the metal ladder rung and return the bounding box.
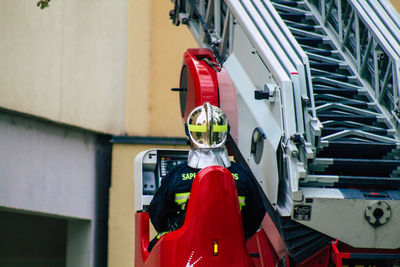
[313,87,361,98]
[317,114,382,124]
[309,62,347,72]
[279,13,314,22]
[295,36,329,46]
[315,101,368,108]
[314,94,369,104]
[272,0,306,8]
[288,24,317,32]
[273,3,310,14]
[317,140,397,159]
[312,75,356,83]
[321,127,389,138]
[310,158,400,177]
[313,77,362,90]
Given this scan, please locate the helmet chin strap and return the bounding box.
[187,147,231,169]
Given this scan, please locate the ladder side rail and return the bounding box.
[199,0,208,45]
[219,9,232,58]
[373,0,400,50]
[381,0,400,30]
[226,0,290,85]
[227,0,320,160]
[184,1,207,47]
[238,0,306,137]
[228,0,325,154]
[244,0,301,74]
[262,0,322,150]
[225,0,312,214]
[262,0,317,116]
[250,0,308,138]
[226,0,297,136]
[231,0,298,78]
[214,0,221,37]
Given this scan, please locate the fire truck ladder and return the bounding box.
[170,0,400,263]
[271,0,400,190]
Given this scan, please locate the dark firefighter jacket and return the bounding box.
[148,162,266,240]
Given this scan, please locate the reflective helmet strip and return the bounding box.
[188,124,207,132]
[212,124,228,132]
[188,124,227,132]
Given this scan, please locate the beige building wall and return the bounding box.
[0,0,127,135]
[125,1,151,137]
[108,144,150,267]
[125,0,196,137]
[108,1,196,267]
[391,0,400,12]
[108,143,187,267]
[148,1,197,137]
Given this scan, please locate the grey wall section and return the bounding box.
[66,220,92,267]
[0,110,111,267]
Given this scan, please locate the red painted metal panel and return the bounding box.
[218,67,239,145]
[180,48,219,121]
[299,246,330,267]
[246,234,262,267]
[134,212,150,267]
[255,229,280,266]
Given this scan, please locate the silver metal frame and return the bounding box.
[308,0,400,129]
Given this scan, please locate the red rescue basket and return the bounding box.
[135,166,255,267]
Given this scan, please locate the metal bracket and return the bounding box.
[254,84,276,102]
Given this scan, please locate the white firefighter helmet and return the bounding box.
[187,102,229,149]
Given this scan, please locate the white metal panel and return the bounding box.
[299,188,400,249]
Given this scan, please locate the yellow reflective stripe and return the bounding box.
[213,241,219,256]
[156,231,168,239]
[238,196,246,211]
[175,192,190,205]
[213,124,228,132]
[188,124,207,132]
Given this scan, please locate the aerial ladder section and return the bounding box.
[166,0,400,265]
